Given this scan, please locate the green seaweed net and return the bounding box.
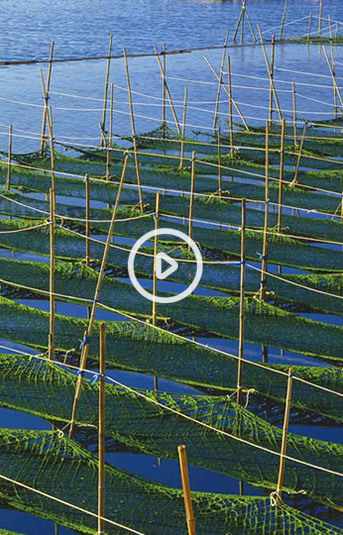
[2,354,343,510]
[0,428,343,534]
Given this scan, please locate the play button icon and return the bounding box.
[127,228,203,304]
[156,252,178,280]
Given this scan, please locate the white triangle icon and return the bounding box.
[156,252,179,280]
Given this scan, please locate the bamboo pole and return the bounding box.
[153,44,181,135]
[101,35,113,147]
[204,56,249,131]
[106,83,114,180]
[188,152,196,250]
[227,56,234,158]
[292,121,307,185]
[213,30,229,134]
[85,174,90,266]
[40,41,55,156]
[318,0,323,37]
[217,128,222,198]
[68,156,129,439]
[257,26,283,123]
[260,122,269,302]
[236,198,246,405]
[245,7,257,42]
[179,87,188,169]
[48,188,55,362]
[123,48,144,212]
[6,124,12,191]
[241,0,246,44]
[279,0,289,40]
[292,82,297,147]
[276,368,293,501]
[269,35,276,124]
[178,445,196,535]
[162,43,166,138]
[277,118,285,233]
[322,46,343,108]
[233,4,244,42]
[152,192,160,327]
[307,12,312,43]
[152,192,160,393]
[97,322,106,535]
[330,43,338,119]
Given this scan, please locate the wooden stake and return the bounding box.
[101,35,113,147]
[269,35,276,124]
[213,30,229,133]
[69,156,129,439]
[330,43,338,119]
[97,322,106,535]
[188,152,196,249]
[40,41,55,156]
[260,122,269,302]
[162,43,166,138]
[153,44,181,134]
[123,48,144,212]
[179,87,188,169]
[277,118,285,233]
[152,192,160,327]
[279,0,289,40]
[292,82,297,147]
[178,445,196,535]
[322,46,343,109]
[241,0,246,44]
[245,4,257,42]
[49,188,55,362]
[227,56,234,158]
[276,367,293,501]
[204,56,249,131]
[293,121,307,185]
[318,0,323,37]
[217,128,222,198]
[6,124,12,191]
[85,174,90,266]
[257,26,283,123]
[307,12,312,43]
[236,198,246,405]
[233,4,244,42]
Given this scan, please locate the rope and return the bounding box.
[0,220,51,234]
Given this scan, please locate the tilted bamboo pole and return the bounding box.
[48,188,55,362]
[245,8,257,42]
[153,44,181,135]
[213,30,229,133]
[330,42,338,119]
[236,198,246,405]
[40,41,55,156]
[276,368,294,501]
[68,156,129,439]
[269,35,276,124]
[292,121,307,185]
[279,0,289,40]
[292,82,297,147]
[322,46,343,108]
[6,124,12,191]
[100,35,113,147]
[204,56,249,131]
[233,3,244,42]
[179,87,188,169]
[178,445,196,535]
[241,0,246,44]
[257,26,283,123]
[277,118,286,233]
[188,152,196,249]
[227,56,234,158]
[217,128,222,198]
[97,322,106,535]
[106,83,114,180]
[123,48,144,212]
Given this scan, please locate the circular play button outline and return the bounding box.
[127,228,203,304]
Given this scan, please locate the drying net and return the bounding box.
[0,429,341,534]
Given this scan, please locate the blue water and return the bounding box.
[1,0,343,533]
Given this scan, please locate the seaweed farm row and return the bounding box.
[1,17,343,535]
